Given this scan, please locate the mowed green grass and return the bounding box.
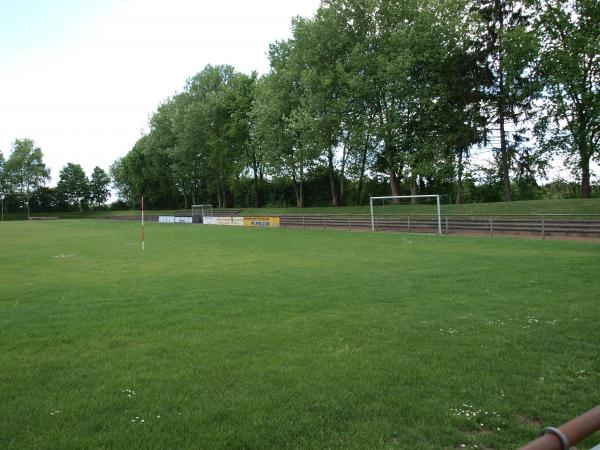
[1,221,599,450]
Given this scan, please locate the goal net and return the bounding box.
[191,204,213,224]
[369,195,442,235]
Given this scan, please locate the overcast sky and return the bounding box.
[0,0,321,183]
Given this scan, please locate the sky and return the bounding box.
[0,0,321,184]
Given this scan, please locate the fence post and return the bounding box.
[348,216,351,232]
[375,216,378,232]
[302,215,305,229]
[323,216,326,230]
[541,215,545,240]
[445,217,449,235]
[490,218,494,237]
[407,216,411,233]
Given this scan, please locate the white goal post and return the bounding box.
[369,195,442,235]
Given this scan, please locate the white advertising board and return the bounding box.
[216,217,233,225]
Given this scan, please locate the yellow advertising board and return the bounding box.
[243,216,280,228]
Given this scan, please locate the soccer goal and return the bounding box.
[191,204,213,224]
[369,195,442,235]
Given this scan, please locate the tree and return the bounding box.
[474,0,540,201]
[5,139,50,203]
[110,157,133,206]
[289,11,354,206]
[536,0,599,198]
[173,65,255,208]
[0,150,11,217]
[56,163,90,210]
[0,150,10,196]
[89,166,111,205]
[254,43,322,207]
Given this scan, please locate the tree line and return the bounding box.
[0,139,111,213]
[2,0,597,213]
[110,0,598,209]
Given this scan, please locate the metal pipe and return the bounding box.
[436,194,442,235]
[519,404,600,450]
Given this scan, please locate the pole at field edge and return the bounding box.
[370,198,375,232]
[141,195,145,251]
[436,195,441,235]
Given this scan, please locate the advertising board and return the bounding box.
[243,216,280,228]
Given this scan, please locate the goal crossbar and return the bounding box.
[369,195,442,235]
[191,204,213,217]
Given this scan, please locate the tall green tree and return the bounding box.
[5,139,50,202]
[174,65,255,208]
[475,0,540,201]
[0,151,10,217]
[536,0,599,197]
[56,163,90,210]
[166,94,204,207]
[255,43,321,207]
[0,151,9,196]
[435,3,489,204]
[89,166,111,205]
[290,11,354,206]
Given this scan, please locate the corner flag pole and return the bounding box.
[141,195,145,251]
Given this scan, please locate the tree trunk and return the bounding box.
[298,181,304,207]
[410,177,418,203]
[389,170,401,202]
[580,156,591,198]
[385,140,401,204]
[293,180,304,208]
[252,157,261,207]
[258,169,264,207]
[499,114,513,202]
[253,173,260,208]
[455,148,464,204]
[339,140,348,205]
[216,180,223,208]
[356,137,369,204]
[292,171,304,208]
[496,6,512,203]
[222,185,228,208]
[327,147,339,207]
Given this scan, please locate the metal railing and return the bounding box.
[103,213,600,239]
[278,213,600,239]
[519,404,600,450]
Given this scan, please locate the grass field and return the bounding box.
[1,220,599,449]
